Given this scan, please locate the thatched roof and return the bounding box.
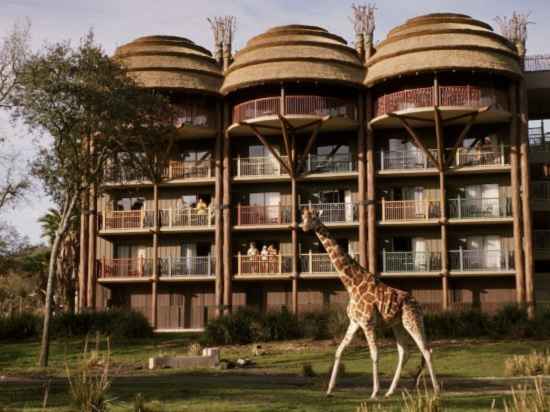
[114,35,223,94]
[221,25,365,94]
[366,13,522,86]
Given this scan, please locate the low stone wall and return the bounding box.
[149,347,220,370]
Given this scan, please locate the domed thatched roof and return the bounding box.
[366,13,522,85]
[114,35,223,94]
[221,25,365,94]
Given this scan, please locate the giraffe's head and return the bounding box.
[301,207,322,232]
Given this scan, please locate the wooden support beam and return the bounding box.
[223,105,232,314]
[444,111,480,169]
[441,106,491,124]
[389,113,441,171]
[296,118,328,174]
[151,182,159,328]
[214,101,224,317]
[79,191,89,311]
[240,122,294,176]
[278,114,294,175]
[291,133,299,315]
[359,93,368,269]
[87,169,98,308]
[509,83,525,305]
[294,118,328,131]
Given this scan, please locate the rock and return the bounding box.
[236,358,255,368]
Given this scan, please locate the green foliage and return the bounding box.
[300,362,316,377]
[0,312,41,340]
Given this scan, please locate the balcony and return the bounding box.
[525,55,550,72]
[299,202,357,225]
[535,230,550,260]
[448,198,512,222]
[99,258,154,280]
[449,249,514,274]
[173,102,217,138]
[532,181,550,211]
[159,256,214,278]
[305,153,356,175]
[233,156,289,179]
[234,204,292,227]
[379,200,440,224]
[378,149,438,174]
[228,95,357,135]
[372,85,510,128]
[159,208,215,231]
[447,146,509,171]
[235,254,292,277]
[101,210,156,232]
[380,251,442,274]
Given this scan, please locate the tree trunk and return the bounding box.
[38,193,78,368]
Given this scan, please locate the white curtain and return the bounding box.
[344,190,353,222]
[413,237,427,270]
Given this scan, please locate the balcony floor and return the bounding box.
[378,220,440,227]
[449,270,516,277]
[158,276,215,282]
[448,217,514,225]
[98,277,152,284]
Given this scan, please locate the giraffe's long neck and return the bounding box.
[314,221,363,290]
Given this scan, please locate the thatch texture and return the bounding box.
[221,25,365,94]
[115,35,223,94]
[366,13,522,85]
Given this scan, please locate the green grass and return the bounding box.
[0,336,549,411]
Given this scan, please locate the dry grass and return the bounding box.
[401,386,442,412]
[504,351,550,377]
[503,377,550,412]
[356,401,389,412]
[186,342,202,356]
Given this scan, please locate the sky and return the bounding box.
[1,0,549,243]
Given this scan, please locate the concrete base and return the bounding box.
[149,347,220,370]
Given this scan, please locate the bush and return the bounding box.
[301,311,330,340]
[0,312,41,340]
[504,351,550,377]
[503,377,550,412]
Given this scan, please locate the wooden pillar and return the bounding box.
[214,101,224,317]
[151,182,159,328]
[87,184,97,309]
[519,80,535,318]
[291,133,299,314]
[358,92,368,268]
[434,76,449,310]
[78,190,89,311]
[222,103,232,314]
[509,83,525,304]
[366,92,377,274]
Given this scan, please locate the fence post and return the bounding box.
[382,248,386,273]
[380,151,385,170]
[237,252,241,275]
[504,248,509,271]
[459,246,464,272]
[237,154,241,176]
[309,250,313,274]
[307,154,312,172]
[208,254,212,276]
[381,197,386,221]
[278,254,282,274]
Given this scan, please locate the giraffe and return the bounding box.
[300,207,439,398]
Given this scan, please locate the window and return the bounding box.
[115,196,145,211]
[177,150,211,162]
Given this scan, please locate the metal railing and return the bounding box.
[449,249,513,271]
[380,199,440,221]
[299,202,357,224]
[300,253,335,274]
[381,251,442,272]
[162,160,212,180]
[378,149,438,170]
[159,208,215,228]
[100,257,154,278]
[305,153,356,173]
[233,95,356,123]
[233,156,289,177]
[448,197,511,219]
[101,210,156,230]
[235,254,292,275]
[374,85,508,117]
[159,256,214,277]
[525,54,550,72]
[448,146,508,168]
[235,204,292,225]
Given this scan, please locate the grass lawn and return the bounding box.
[0,336,549,411]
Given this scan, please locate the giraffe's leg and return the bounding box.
[402,304,440,394]
[385,323,410,397]
[362,324,380,399]
[326,320,359,396]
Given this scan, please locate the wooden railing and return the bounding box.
[162,160,212,180]
[449,249,513,271]
[101,210,155,230]
[235,204,292,225]
[378,149,438,170]
[524,54,550,72]
[232,95,356,123]
[299,202,357,224]
[381,251,442,272]
[235,254,292,275]
[380,199,440,221]
[159,208,215,228]
[100,257,153,278]
[448,146,508,168]
[448,197,511,219]
[233,156,289,177]
[374,85,508,117]
[159,256,214,277]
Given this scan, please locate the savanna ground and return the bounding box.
[0,335,549,411]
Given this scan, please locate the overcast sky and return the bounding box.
[1,0,549,243]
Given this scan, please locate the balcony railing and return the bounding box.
[525,54,550,72]
[235,254,292,275]
[233,95,356,123]
[174,102,216,128]
[234,156,289,177]
[448,197,511,219]
[305,153,356,173]
[299,202,357,224]
[100,257,154,278]
[448,146,508,168]
[380,200,440,221]
[374,85,508,117]
[235,204,292,225]
[159,256,214,277]
[162,160,212,180]
[378,149,438,171]
[159,208,215,228]
[101,210,156,230]
[300,253,335,274]
[381,251,442,272]
[449,249,513,271]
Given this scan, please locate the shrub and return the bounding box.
[504,351,550,377]
[187,342,202,356]
[262,308,301,341]
[300,311,330,340]
[0,312,41,340]
[401,386,442,412]
[301,362,316,378]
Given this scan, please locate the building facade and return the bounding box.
[79,13,550,331]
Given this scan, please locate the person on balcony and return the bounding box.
[247,242,259,273]
[267,244,278,273]
[196,198,208,216]
[260,245,269,273]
